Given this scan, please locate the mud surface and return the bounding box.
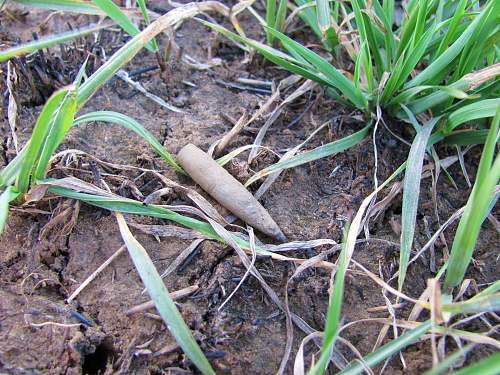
[1,3,498,374]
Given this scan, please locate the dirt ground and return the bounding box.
[0,2,498,374]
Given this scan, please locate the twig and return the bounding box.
[125,285,199,315]
[67,245,126,303]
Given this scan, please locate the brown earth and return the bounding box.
[0,2,498,375]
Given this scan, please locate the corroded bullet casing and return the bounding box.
[177,144,286,241]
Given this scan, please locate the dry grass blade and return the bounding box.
[6,62,19,152]
[116,70,183,112]
[66,245,126,303]
[124,285,199,315]
[129,222,205,240]
[213,111,249,156]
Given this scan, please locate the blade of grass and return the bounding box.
[399,115,439,291]
[443,105,500,292]
[0,186,20,234]
[202,20,366,108]
[91,0,156,52]
[442,130,490,146]
[293,0,322,39]
[382,22,438,103]
[41,177,281,258]
[406,67,500,115]
[446,98,500,133]
[423,344,475,375]
[13,0,102,14]
[339,320,433,375]
[264,27,368,109]
[34,90,78,180]
[72,111,183,173]
[17,88,70,193]
[0,22,113,62]
[442,293,500,315]
[137,0,159,51]
[115,212,215,375]
[434,0,469,58]
[316,0,338,50]
[308,225,350,375]
[275,0,288,33]
[470,280,500,300]
[245,123,371,186]
[350,0,374,92]
[450,352,500,375]
[0,147,27,188]
[266,0,277,44]
[406,0,499,88]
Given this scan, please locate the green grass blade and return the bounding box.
[316,0,330,34]
[442,293,500,315]
[308,225,350,375]
[137,0,159,51]
[434,0,469,58]
[264,27,368,109]
[72,111,183,173]
[41,178,279,257]
[245,123,371,186]
[443,105,500,292]
[471,281,500,300]
[382,23,437,102]
[316,0,338,50]
[73,57,90,87]
[423,344,475,375]
[350,0,374,92]
[275,0,288,33]
[0,186,20,234]
[450,352,500,375]
[0,147,27,188]
[202,20,365,107]
[293,0,322,39]
[266,0,277,44]
[362,11,385,77]
[91,0,156,52]
[446,98,500,133]
[13,0,101,14]
[0,22,112,62]
[404,80,470,115]
[339,320,433,375]
[115,213,215,375]
[47,182,220,237]
[442,129,490,146]
[378,0,396,65]
[399,116,439,291]
[17,88,69,193]
[456,4,499,78]
[34,90,78,180]
[406,0,498,88]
